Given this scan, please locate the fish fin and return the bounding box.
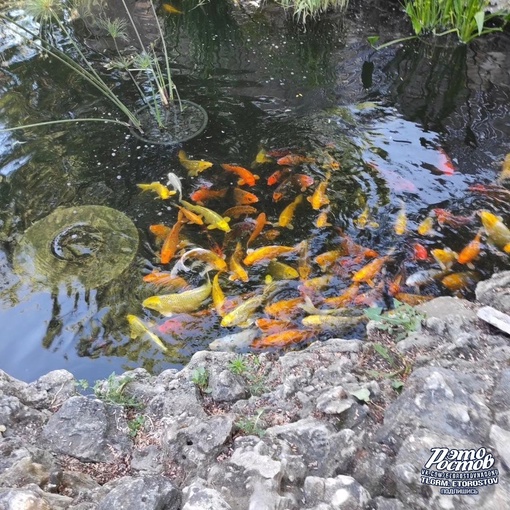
[207,224,216,230]
[366,279,375,288]
[238,178,246,186]
[254,175,260,180]
[188,171,198,177]
[287,224,294,230]
[467,262,475,270]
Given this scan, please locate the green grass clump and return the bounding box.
[279,0,349,25]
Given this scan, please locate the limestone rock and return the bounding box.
[476,271,510,313]
[304,475,371,509]
[209,370,249,402]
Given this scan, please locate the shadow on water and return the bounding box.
[1,0,510,381]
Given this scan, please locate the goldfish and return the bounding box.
[417,216,435,236]
[267,167,292,186]
[480,210,510,249]
[324,283,360,307]
[180,200,231,232]
[255,318,294,334]
[233,188,259,205]
[209,329,259,351]
[243,245,295,266]
[190,187,227,205]
[301,314,365,331]
[251,329,313,348]
[316,210,332,228]
[431,248,458,270]
[212,272,226,316]
[223,205,258,218]
[246,212,267,248]
[277,154,314,166]
[499,153,510,182]
[394,293,433,306]
[178,150,213,177]
[142,272,189,291]
[354,206,379,230]
[252,148,273,167]
[220,294,265,327]
[142,278,212,316]
[457,231,482,267]
[264,297,303,318]
[307,180,330,210]
[162,3,183,14]
[177,206,204,225]
[315,250,344,271]
[414,243,428,261]
[229,242,249,283]
[436,148,455,175]
[441,271,479,292]
[504,243,510,254]
[221,164,259,186]
[267,260,299,280]
[137,182,176,200]
[352,255,390,286]
[149,224,172,242]
[433,209,473,228]
[394,205,407,235]
[160,215,186,264]
[273,175,314,202]
[279,194,303,229]
[171,248,227,274]
[127,315,168,352]
[166,172,182,201]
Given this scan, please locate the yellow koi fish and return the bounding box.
[431,248,458,270]
[220,294,265,328]
[278,194,303,229]
[142,278,211,317]
[229,242,249,283]
[417,216,435,236]
[127,315,167,352]
[267,260,299,280]
[480,210,510,249]
[212,272,226,316]
[178,150,213,177]
[252,148,272,167]
[162,3,183,14]
[394,205,407,235]
[499,153,510,182]
[301,314,365,330]
[354,206,379,229]
[243,245,296,266]
[316,210,332,228]
[137,182,176,200]
[307,180,330,210]
[180,200,231,232]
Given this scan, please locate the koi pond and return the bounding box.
[1,0,510,383]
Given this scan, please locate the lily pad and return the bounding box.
[13,205,139,289]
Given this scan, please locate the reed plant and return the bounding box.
[0,0,180,135]
[278,0,349,24]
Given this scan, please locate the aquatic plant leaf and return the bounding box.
[350,388,371,403]
[474,11,484,36]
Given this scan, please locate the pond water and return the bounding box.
[1,0,510,383]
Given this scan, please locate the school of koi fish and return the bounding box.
[128,147,510,353]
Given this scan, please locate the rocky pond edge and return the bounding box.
[2,272,510,509]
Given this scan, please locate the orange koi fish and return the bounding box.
[229,242,249,283]
[247,212,267,248]
[264,297,303,318]
[223,205,258,218]
[433,209,473,228]
[414,243,428,261]
[178,150,213,177]
[267,167,292,186]
[149,224,172,243]
[160,214,186,264]
[243,245,295,266]
[457,231,482,267]
[315,250,344,271]
[323,283,360,307]
[255,318,294,334]
[190,187,227,205]
[279,194,303,229]
[221,164,259,186]
[251,329,313,349]
[172,248,228,273]
[263,229,281,241]
[352,255,390,286]
[137,182,175,200]
[469,184,510,201]
[388,273,403,296]
[142,272,189,291]
[277,154,314,166]
[436,148,455,175]
[162,3,183,14]
[233,188,259,205]
[273,175,315,202]
[307,180,330,210]
[394,292,433,306]
[177,206,203,225]
[417,216,434,236]
[441,271,479,292]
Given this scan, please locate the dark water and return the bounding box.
[1,0,510,382]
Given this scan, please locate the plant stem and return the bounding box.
[0,117,131,132]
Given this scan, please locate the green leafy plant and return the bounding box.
[228,356,248,376]
[236,409,266,437]
[364,299,425,341]
[128,414,145,437]
[191,367,210,394]
[0,0,180,135]
[278,0,349,25]
[93,372,141,408]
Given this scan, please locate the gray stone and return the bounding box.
[97,475,181,510]
[489,425,510,469]
[352,445,395,498]
[316,387,353,416]
[478,305,510,335]
[0,485,72,510]
[130,445,164,474]
[182,480,232,510]
[30,370,77,409]
[209,370,249,402]
[304,475,371,509]
[229,441,282,481]
[476,271,510,313]
[41,396,131,462]
[369,497,406,510]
